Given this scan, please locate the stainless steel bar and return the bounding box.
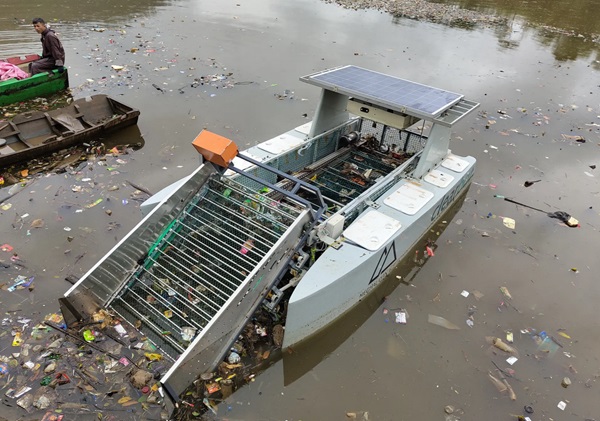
[348,157,385,173]
[167,224,245,275]
[179,208,273,269]
[216,177,303,220]
[312,180,357,200]
[319,194,346,208]
[111,295,186,353]
[175,217,260,273]
[155,236,237,307]
[178,214,258,262]
[180,208,265,264]
[220,180,308,226]
[256,195,302,220]
[136,272,217,321]
[196,192,278,235]
[126,276,207,330]
[205,190,293,236]
[183,212,273,260]
[109,307,178,362]
[212,178,306,225]
[321,169,367,190]
[139,258,220,320]
[234,152,327,219]
[115,286,189,335]
[143,253,221,321]
[351,151,396,173]
[196,194,283,244]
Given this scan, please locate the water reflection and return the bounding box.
[535,30,600,63]
[441,0,600,34]
[0,0,177,57]
[0,0,176,26]
[389,0,600,64]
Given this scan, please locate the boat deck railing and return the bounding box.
[358,118,427,155]
[232,118,427,224]
[332,118,426,225]
[309,118,427,226]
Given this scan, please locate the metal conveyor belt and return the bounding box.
[108,175,306,359]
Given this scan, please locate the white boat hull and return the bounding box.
[283,156,475,348]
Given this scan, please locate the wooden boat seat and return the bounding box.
[23,134,58,147]
[52,114,85,133]
[42,135,60,144]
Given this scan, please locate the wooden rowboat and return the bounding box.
[0,94,139,167]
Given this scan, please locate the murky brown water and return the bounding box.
[1,0,599,420]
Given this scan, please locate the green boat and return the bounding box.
[0,54,69,106]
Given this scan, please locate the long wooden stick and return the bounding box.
[495,368,517,400]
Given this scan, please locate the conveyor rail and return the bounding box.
[107,174,306,359]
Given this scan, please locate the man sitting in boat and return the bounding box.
[29,18,65,76]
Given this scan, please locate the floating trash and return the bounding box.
[428,314,460,330]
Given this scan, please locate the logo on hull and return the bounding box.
[369,242,397,284]
[430,167,474,222]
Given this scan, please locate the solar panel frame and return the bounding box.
[301,65,463,119]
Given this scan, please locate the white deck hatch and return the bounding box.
[257,133,305,154]
[441,155,469,173]
[384,182,434,215]
[294,122,312,135]
[424,169,454,188]
[343,210,402,251]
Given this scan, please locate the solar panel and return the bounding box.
[302,65,463,118]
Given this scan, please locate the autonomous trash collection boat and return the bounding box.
[61,65,479,403]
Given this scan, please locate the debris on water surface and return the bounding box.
[524,180,541,187]
[502,217,516,229]
[487,336,519,355]
[428,314,460,330]
[488,371,507,393]
[395,310,407,324]
[500,286,512,300]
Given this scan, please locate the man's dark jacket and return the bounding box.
[41,28,65,67]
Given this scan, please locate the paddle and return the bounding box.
[496,196,579,227]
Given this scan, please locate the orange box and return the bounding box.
[205,382,221,394]
[191,130,239,168]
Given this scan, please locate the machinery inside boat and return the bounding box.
[104,116,427,360]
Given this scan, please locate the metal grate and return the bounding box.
[108,175,304,359]
[310,149,397,205]
[359,119,426,155]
